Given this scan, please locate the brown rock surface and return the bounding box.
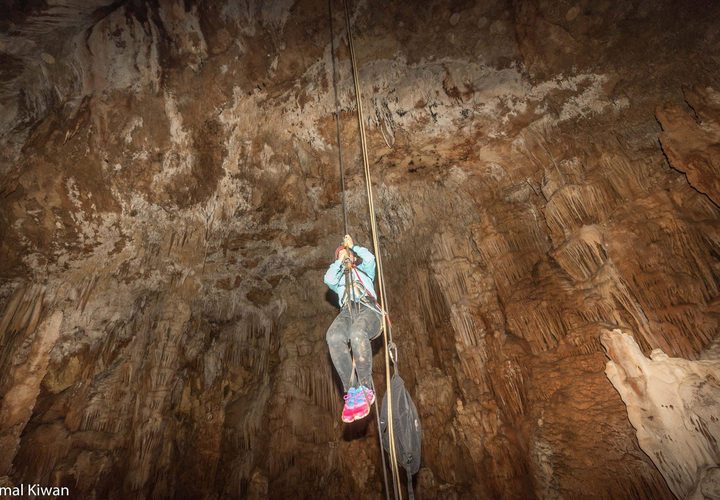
[0,0,719,498]
[658,86,720,206]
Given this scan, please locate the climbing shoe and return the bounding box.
[357,385,375,406]
[351,387,372,421]
[341,387,361,423]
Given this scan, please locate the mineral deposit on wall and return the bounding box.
[0,0,719,498]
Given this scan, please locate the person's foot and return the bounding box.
[351,386,372,421]
[357,385,375,406]
[341,387,361,423]
[351,397,370,421]
[341,387,373,422]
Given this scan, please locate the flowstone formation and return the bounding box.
[603,330,720,500]
[1,0,719,498]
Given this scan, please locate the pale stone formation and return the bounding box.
[603,330,720,499]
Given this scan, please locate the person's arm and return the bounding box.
[324,260,344,294]
[352,245,376,281]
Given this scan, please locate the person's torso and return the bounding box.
[338,266,377,307]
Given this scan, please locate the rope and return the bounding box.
[328,0,349,236]
[328,2,391,499]
[372,378,391,500]
[343,265,355,321]
[342,1,402,499]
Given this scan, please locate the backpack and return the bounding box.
[379,373,422,499]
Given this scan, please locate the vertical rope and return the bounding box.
[328,0,349,235]
[371,379,391,500]
[329,2,390,499]
[342,1,402,499]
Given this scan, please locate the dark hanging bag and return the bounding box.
[379,373,422,500]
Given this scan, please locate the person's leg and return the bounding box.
[349,305,382,388]
[326,308,353,392]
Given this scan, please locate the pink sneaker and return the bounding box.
[357,385,375,406]
[351,387,372,421]
[352,398,370,421]
[342,388,361,423]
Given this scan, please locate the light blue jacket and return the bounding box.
[324,245,377,307]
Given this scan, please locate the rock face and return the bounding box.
[658,86,720,207]
[0,0,719,498]
[602,330,720,499]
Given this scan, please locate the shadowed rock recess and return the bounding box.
[0,0,719,498]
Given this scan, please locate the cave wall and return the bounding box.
[1,0,719,498]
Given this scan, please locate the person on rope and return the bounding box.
[324,234,383,423]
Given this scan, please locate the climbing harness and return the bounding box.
[327,1,420,499]
[342,256,389,323]
[342,259,356,320]
[351,267,388,321]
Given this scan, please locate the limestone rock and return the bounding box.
[602,330,720,498]
[658,86,720,206]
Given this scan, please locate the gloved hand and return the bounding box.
[337,248,350,262]
[343,234,354,249]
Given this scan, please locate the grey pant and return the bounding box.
[326,302,382,392]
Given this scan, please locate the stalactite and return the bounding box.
[292,361,337,414]
[432,267,470,304]
[506,299,569,354]
[77,274,99,313]
[545,181,620,245]
[601,154,654,199]
[663,219,719,302]
[0,285,45,389]
[552,225,607,282]
[224,311,277,379]
[240,384,270,452]
[268,432,300,479]
[475,211,548,296]
[599,266,659,354]
[655,305,715,354]
[458,345,490,394]
[565,293,618,331]
[450,307,481,347]
[485,252,537,298]
[415,268,452,330]
[489,359,528,422]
